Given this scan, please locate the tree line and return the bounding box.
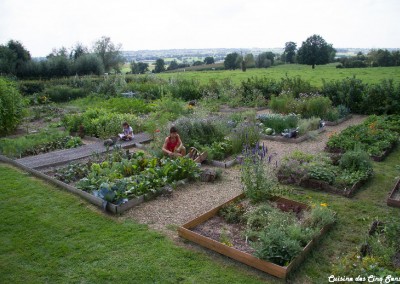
[0,36,124,78]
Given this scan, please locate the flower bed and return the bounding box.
[277,150,373,197]
[178,193,335,279]
[387,179,400,208]
[326,115,400,160]
[260,127,325,143]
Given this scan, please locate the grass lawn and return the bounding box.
[155,64,400,87]
[1,146,399,283]
[0,164,268,284]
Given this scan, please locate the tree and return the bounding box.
[297,34,335,69]
[192,61,203,66]
[154,58,165,73]
[167,60,179,70]
[70,43,88,60]
[204,56,215,64]
[224,52,241,70]
[93,36,124,72]
[131,61,149,74]
[244,53,255,68]
[256,52,275,68]
[284,42,297,63]
[73,54,104,75]
[0,40,31,76]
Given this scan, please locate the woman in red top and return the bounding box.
[162,126,186,157]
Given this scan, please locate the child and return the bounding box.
[162,126,186,157]
[119,122,134,141]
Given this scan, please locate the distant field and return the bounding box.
[155,64,400,87]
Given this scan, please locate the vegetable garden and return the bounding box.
[1,64,400,282]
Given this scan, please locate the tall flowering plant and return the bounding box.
[240,141,284,202]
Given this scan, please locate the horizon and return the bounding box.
[1,0,399,57]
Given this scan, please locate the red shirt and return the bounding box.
[165,136,181,152]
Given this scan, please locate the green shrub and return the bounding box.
[0,77,26,136]
[339,149,372,172]
[169,78,203,101]
[44,85,86,102]
[297,117,321,136]
[18,80,45,96]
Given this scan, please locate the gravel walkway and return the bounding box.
[124,114,368,240]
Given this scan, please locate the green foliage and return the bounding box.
[63,108,141,139]
[218,200,246,224]
[258,113,298,134]
[0,77,25,135]
[169,78,203,101]
[326,115,400,157]
[0,131,82,158]
[75,151,200,203]
[278,151,373,189]
[297,34,335,69]
[173,116,228,149]
[44,85,86,102]
[339,149,372,172]
[230,121,260,154]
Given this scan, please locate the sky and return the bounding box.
[0,0,399,57]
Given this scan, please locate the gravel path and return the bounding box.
[124,114,368,240]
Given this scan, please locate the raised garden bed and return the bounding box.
[0,154,190,214]
[387,179,400,208]
[260,127,325,143]
[178,193,334,279]
[298,178,367,198]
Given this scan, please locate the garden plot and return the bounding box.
[277,150,373,197]
[178,194,335,279]
[326,115,400,161]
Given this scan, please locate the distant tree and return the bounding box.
[284,41,297,63]
[244,53,255,68]
[224,52,241,70]
[241,58,246,72]
[256,52,275,68]
[70,43,88,60]
[47,47,68,59]
[167,60,179,71]
[0,40,31,76]
[154,58,166,73]
[93,36,124,72]
[192,61,203,66]
[131,61,149,74]
[368,49,395,67]
[73,54,104,75]
[204,56,215,64]
[297,34,335,69]
[47,55,70,77]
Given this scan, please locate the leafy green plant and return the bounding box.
[0,77,26,136]
[218,200,246,224]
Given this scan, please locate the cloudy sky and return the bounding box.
[1,0,399,57]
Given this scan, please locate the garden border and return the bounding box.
[298,178,367,198]
[178,193,334,279]
[260,127,326,144]
[387,178,400,208]
[0,154,181,215]
[324,114,353,126]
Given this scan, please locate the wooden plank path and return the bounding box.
[15,132,152,170]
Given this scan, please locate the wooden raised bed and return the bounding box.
[178,193,334,279]
[387,179,400,208]
[260,127,325,144]
[0,154,183,214]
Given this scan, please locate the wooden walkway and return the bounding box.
[16,132,152,170]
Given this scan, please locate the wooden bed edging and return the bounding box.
[387,179,400,208]
[260,127,326,144]
[0,154,182,214]
[178,193,333,279]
